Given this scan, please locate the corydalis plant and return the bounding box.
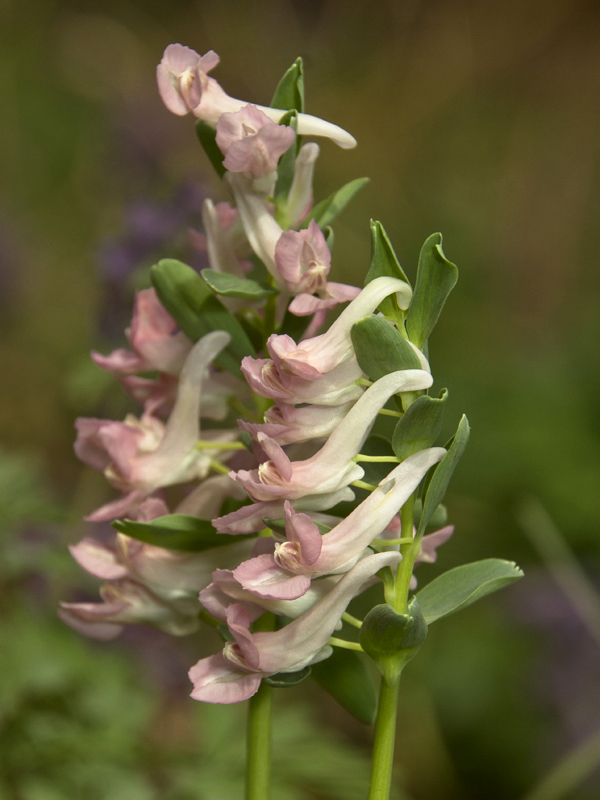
[61,45,524,800]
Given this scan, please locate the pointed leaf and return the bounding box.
[274,111,298,224]
[418,414,470,536]
[113,514,252,552]
[200,269,276,300]
[364,220,410,318]
[311,648,377,725]
[302,177,370,230]
[392,389,448,461]
[406,233,458,349]
[151,259,256,376]
[351,315,422,383]
[416,559,524,624]
[195,120,226,178]
[360,598,427,662]
[270,57,304,112]
[264,666,311,688]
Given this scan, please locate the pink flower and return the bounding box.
[212,488,357,535]
[199,566,344,623]
[59,578,200,640]
[157,45,357,149]
[239,401,355,446]
[216,105,295,179]
[231,369,433,503]
[76,332,236,521]
[241,356,364,406]
[92,288,192,377]
[275,220,360,311]
[267,276,413,380]
[188,550,401,703]
[233,448,446,600]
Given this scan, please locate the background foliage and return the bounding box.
[2,0,600,797]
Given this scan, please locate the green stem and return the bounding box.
[368,674,401,800]
[393,494,417,612]
[245,682,272,800]
[328,636,364,651]
[351,479,378,492]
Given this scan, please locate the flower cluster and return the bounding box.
[61,44,458,706]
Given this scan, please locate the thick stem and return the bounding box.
[368,673,401,800]
[245,682,273,800]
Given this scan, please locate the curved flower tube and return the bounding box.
[239,401,355,446]
[233,448,446,600]
[267,276,413,380]
[157,45,357,149]
[231,369,433,503]
[188,550,401,703]
[76,331,234,521]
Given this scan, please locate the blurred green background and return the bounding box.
[2,0,600,797]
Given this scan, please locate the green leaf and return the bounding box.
[274,111,298,224]
[200,269,276,300]
[151,259,256,377]
[112,515,252,553]
[392,389,448,461]
[270,57,304,112]
[311,649,377,725]
[264,666,311,688]
[351,315,422,383]
[360,597,427,663]
[419,414,470,535]
[405,233,458,349]
[302,177,370,230]
[364,220,410,318]
[416,559,524,624]
[195,120,226,178]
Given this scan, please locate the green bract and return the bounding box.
[311,649,377,725]
[200,269,276,300]
[351,315,422,382]
[151,259,256,377]
[270,57,305,113]
[302,177,370,230]
[364,220,411,319]
[416,559,525,624]
[360,598,428,665]
[419,414,470,535]
[112,514,252,552]
[392,389,448,461]
[406,232,458,350]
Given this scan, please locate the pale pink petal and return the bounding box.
[128,288,192,375]
[189,652,262,704]
[74,418,113,472]
[225,604,260,669]
[69,538,128,581]
[58,606,124,640]
[284,502,322,565]
[84,489,145,523]
[416,525,454,564]
[134,496,170,521]
[234,554,312,601]
[91,348,145,374]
